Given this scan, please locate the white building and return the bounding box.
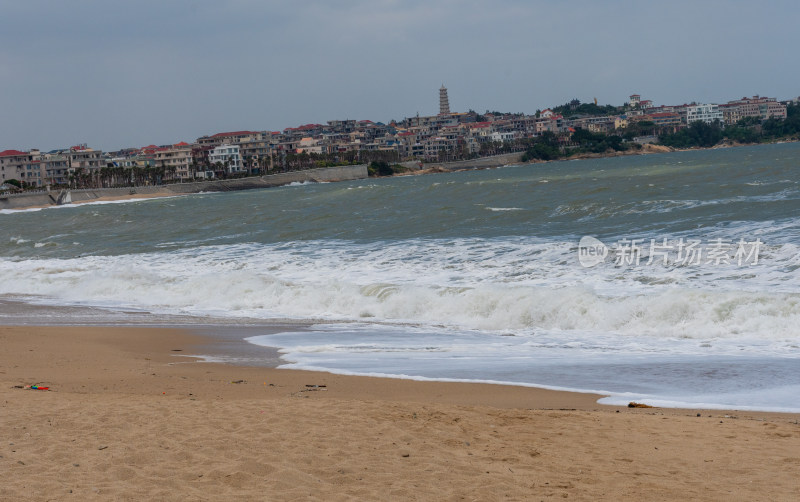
[208,144,242,174]
[296,137,323,154]
[489,131,515,143]
[686,104,723,125]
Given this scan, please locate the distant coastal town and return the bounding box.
[2,88,799,192]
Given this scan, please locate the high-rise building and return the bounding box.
[439,85,450,115]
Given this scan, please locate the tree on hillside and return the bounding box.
[570,128,627,153]
[552,100,621,118]
[659,121,724,148]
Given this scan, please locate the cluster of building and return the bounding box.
[0,145,104,188]
[624,94,789,130]
[2,87,796,189]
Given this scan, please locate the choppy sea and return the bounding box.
[2,142,799,411]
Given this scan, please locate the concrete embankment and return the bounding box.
[0,164,368,210]
[401,152,524,172]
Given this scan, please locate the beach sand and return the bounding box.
[2,325,799,501]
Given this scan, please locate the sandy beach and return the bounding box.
[2,325,799,501]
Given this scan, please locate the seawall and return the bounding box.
[402,152,524,172]
[0,164,368,210]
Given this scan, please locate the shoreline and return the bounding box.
[0,164,368,211]
[2,139,796,211]
[165,326,800,418]
[412,137,799,174]
[0,298,796,416]
[3,324,800,500]
[0,324,608,410]
[3,322,797,418]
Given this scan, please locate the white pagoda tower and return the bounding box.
[439,85,450,115]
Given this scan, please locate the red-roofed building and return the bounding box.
[0,149,37,185]
[644,112,681,128]
[465,121,495,140]
[0,149,28,157]
[151,142,194,180]
[0,147,76,187]
[721,95,787,124]
[534,115,562,134]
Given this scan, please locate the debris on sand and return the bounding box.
[13,384,50,391]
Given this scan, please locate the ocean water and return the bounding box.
[2,143,800,411]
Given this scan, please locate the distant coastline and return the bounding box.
[0,164,368,211]
[406,136,798,175]
[3,138,796,212]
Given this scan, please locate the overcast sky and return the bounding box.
[1,0,798,151]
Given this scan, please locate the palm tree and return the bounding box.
[99,167,112,187]
[165,164,177,183]
[115,166,126,186]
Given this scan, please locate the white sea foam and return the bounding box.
[0,206,56,214]
[0,195,184,215]
[597,391,800,413]
[245,323,800,412]
[1,237,799,341]
[74,195,186,206]
[284,181,322,187]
